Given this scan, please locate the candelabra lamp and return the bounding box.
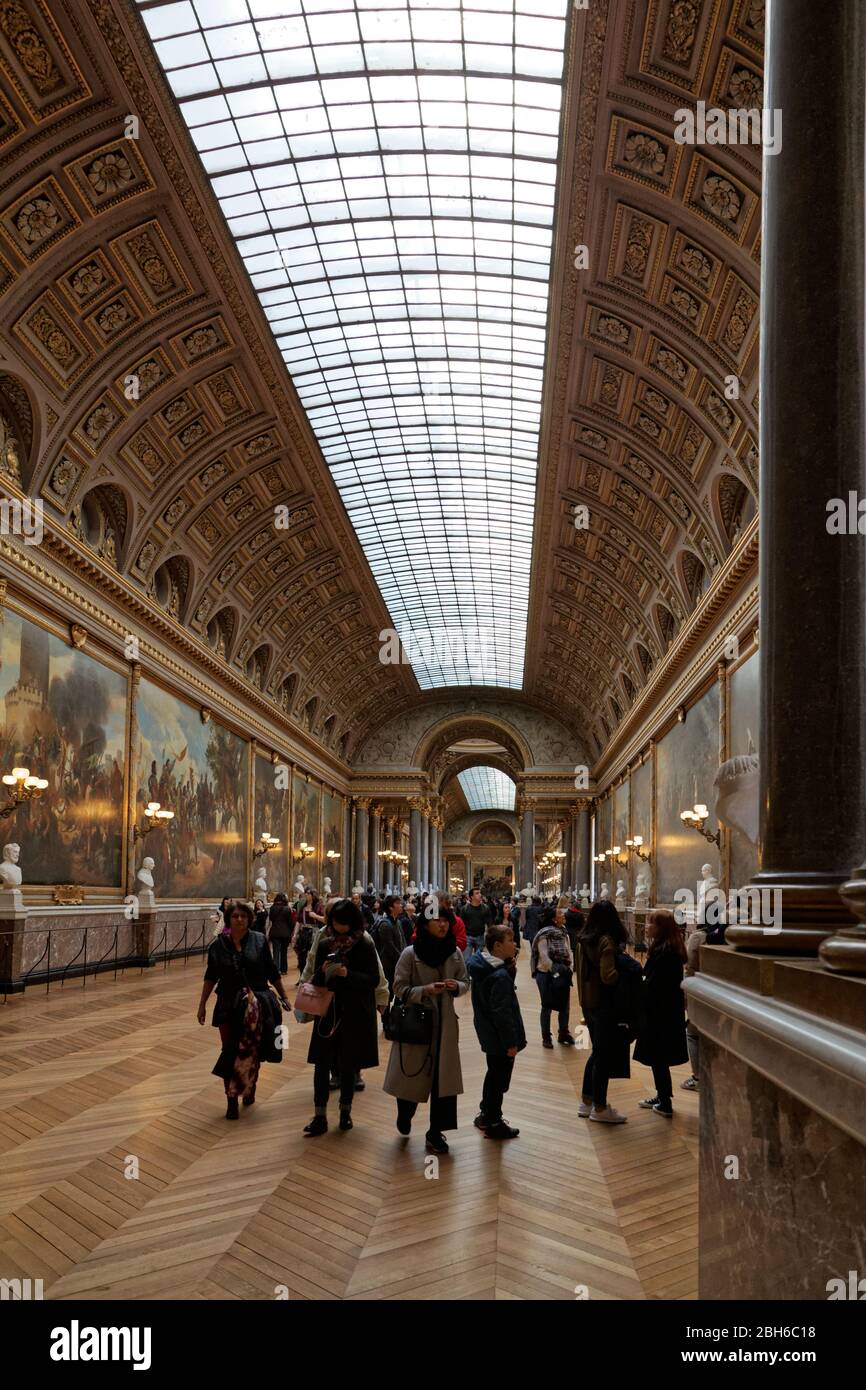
[293,841,315,865]
[0,766,48,819]
[625,835,651,862]
[253,832,280,860]
[133,800,174,842]
[680,804,721,847]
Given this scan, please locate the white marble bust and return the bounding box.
[137,856,155,889]
[254,865,268,898]
[294,873,306,898]
[615,879,626,909]
[634,869,650,909]
[0,842,22,888]
[599,881,610,901]
[579,883,591,908]
[697,862,719,924]
[323,875,332,897]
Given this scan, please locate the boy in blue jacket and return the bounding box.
[467,924,526,1139]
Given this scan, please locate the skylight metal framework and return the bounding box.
[457,765,515,811]
[140,0,568,688]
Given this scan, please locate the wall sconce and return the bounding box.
[0,766,48,819]
[680,804,721,847]
[293,841,315,864]
[326,849,341,862]
[133,800,174,842]
[608,845,628,867]
[625,835,651,862]
[253,832,280,860]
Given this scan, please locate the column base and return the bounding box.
[818,865,866,974]
[726,873,856,953]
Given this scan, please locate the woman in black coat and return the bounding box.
[302,897,379,1137]
[267,892,295,974]
[633,910,688,1117]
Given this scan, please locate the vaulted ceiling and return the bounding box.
[0,0,761,766]
[526,0,761,759]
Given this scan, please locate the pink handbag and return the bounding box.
[294,981,333,1017]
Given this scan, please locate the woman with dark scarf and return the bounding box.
[301,897,380,1137]
[198,899,290,1119]
[531,903,576,1048]
[383,898,469,1155]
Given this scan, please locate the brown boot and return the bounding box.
[226,1097,239,1120]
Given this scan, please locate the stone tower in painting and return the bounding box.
[4,619,51,746]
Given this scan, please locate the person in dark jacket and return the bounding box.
[523,896,544,945]
[267,892,295,974]
[564,900,584,960]
[301,897,380,1136]
[634,910,688,1117]
[531,904,575,1048]
[462,887,492,959]
[373,894,411,990]
[198,899,290,1119]
[577,900,629,1125]
[468,924,525,1139]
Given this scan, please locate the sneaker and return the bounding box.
[558,1032,576,1046]
[542,1036,554,1050]
[225,1098,239,1120]
[589,1105,627,1124]
[681,1076,699,1091]
[652,1102,673,1118]
[303,1115,328,1136]
[339,1109,354,1131]
[425,1130,449,1155]
[396,1114,412,1136]
[473,1112,489,1130]
[578,1100,592,1118]
[485,1121,519,1140]
[638,1095,660,1109]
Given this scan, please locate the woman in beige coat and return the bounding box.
[383,900,469,1154]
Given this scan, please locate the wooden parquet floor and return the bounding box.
[0,951,698,1300]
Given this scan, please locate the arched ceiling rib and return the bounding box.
[526,0,762,758]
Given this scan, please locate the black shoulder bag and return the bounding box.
[383,962,437,1078]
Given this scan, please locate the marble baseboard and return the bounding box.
[700,1036,866,1299]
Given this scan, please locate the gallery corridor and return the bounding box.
[0,953,697,1301]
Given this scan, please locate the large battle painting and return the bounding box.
[321,789,343,893]
[292,773,320,893]
[253,752,288,896]
[630,757,653,899]
[0,611,127,885]
[137,679,247,898]
[655,684,721,904]
[613,780,630,898]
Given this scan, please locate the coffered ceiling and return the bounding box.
[526,0,761,760]
[0,0,762,767]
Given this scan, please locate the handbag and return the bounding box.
[383,990,434,1045]
[294,980,333,1017]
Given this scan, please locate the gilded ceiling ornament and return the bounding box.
[624,131,666,177]
[183,326,219,357]
[84,402,118,445]
[129,232,171,291]
[102,527,117,565]
[69,260,107,300]
[670,286,699,320]
[29,306,76,366]
[597,315,630,345]
[96,300,130,336]
[729,68,762,107]
[0,1,60,92]
[86,150,134,196]
[69,623,87,649]
[200,460,228,488]
[654,346,688,383]
[199,706,212,724]
[137,359,163,394]
[705,389,734,431]
[662,0,700,65]
[136,539,157,572]
[702,175,741,223]
[623,216,653,277]
[16,194,60,243]
[678,243,712,282]
[48,457,76,498]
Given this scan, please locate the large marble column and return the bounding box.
[354,798,369,890]
[727,0,866,955]
[574,800,592,897]
[409,801,423,885]
[343,797,353,894]
[419,808,429,887]
[519,797,536,891]
[428,817,438,889]
[367,804,382,891]
[463,855,471,892]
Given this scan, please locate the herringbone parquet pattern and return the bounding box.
[0,952,698,1300]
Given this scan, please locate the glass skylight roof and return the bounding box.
[458,765,515,811]
[139,0,568,688]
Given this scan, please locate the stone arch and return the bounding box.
[72,482,129,568]
[469,817,517,846]
[246,643,271,690]
[0,373,36,488]
[206,606,237,661]
[152,554,191,622]
[414,712,532,793]
[680,550,709,607]
[715,471,757,547]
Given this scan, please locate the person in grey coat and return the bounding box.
[383,899,469,1155]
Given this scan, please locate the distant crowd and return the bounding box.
[199,885,723,1148]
